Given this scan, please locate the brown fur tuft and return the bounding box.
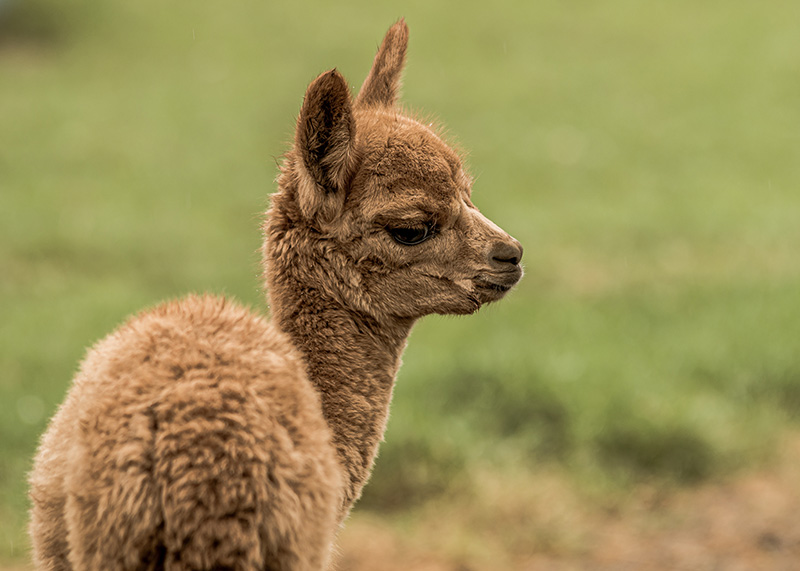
[29,21,523,571]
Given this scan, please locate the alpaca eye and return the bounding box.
[387,223,434,246]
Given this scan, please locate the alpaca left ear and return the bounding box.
[294,69,358,223]
[356,19,409,108]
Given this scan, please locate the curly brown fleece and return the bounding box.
[29,20,523,571]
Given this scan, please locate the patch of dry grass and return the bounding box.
[339,434,800,570]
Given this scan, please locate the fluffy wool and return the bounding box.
[29,20,523,570]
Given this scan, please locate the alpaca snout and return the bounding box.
[489,238,523,270]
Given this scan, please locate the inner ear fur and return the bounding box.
[294,69,358,223]
[356,19,409,108]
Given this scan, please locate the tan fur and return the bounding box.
[29,20,523,571]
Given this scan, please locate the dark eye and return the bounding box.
[387,222,435,246]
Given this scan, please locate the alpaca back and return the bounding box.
[29,295,342,570]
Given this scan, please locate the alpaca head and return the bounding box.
[266,20,523,322]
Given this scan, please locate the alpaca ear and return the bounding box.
[294,69,358,223]
[356,19,409,108]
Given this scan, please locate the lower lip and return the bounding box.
[477,282,511,293]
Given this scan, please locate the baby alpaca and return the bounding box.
[29,20,523,571]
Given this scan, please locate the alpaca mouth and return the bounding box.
[472,268,522,301]
[474,280,512,293]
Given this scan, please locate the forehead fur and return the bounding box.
[349,108,469,212]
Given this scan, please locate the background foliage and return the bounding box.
[2,0,799,564]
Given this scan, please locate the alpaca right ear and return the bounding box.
[294,69,358,223]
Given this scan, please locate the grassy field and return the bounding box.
[2,0,800,567]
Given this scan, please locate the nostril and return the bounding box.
[490,240,523,267]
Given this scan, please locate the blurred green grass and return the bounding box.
[2,0,800,563]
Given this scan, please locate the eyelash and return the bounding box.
[385,221,436,246]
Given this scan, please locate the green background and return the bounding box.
[2,0,799,564]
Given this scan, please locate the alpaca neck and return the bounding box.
[268,273,413,513]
